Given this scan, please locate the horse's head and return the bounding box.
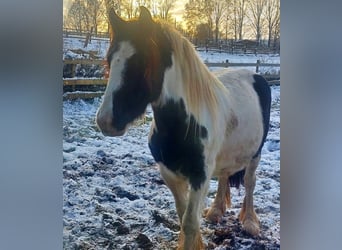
[96,7,172,136]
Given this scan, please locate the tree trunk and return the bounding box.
[215,20,219,44]
[268,26,272,47]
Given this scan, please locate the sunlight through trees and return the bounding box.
[63,0,280,48]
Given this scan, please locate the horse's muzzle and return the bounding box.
[99,126,126,137]
[96,112,126,137]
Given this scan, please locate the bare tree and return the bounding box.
[203,0,214,39]
[121,0,135,18]
[118,0,152,19]
[247,0,266,44]
[158,0,174,20]
[232,0,247,41]
[222,0,232,43]
[212,0,226,44]
[85,0,106,35]
[265,0,280,47]
[184,0,213,37]
[66,0,87,32]
[184,0,204,39]
[64,0,110,34]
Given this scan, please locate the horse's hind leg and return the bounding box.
[205,175,231,223]
[239,155,260,235]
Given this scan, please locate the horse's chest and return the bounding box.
[148,99,208,190]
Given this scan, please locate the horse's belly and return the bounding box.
[212,130,262,177]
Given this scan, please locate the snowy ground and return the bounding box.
[63,36,280,249]
[63,90,280,249]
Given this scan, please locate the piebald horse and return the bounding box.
[96,7,271,250]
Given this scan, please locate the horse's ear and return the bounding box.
[139,6,153,25]
[108,8,125,32]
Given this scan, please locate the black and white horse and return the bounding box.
[96,7,271,250]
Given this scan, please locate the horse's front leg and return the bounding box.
[178,167,213,250]
[177,186,206,250]
[159,164,188,224]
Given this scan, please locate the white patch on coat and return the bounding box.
[156,54,184,105]
[96,41,136,131]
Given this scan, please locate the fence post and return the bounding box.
[256,59,260,73]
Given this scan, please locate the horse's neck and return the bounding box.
[157,55,186,104]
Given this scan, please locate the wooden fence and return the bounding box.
[196,45,279,55]
[63,30,279,54]
[63,29,109,39]
[63,59,108,88]
[63,59,280,100]
[205,60,280,73]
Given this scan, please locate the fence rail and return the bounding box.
[63,59,106,65]
[63,59,280,68]
[206,61,280,71]
[63,79,107,86]
[63,59,279,99]
[63,29,109,39]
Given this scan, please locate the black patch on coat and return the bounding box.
[107,19,173,131]
[149,99,208,191]
[111,53,152,131]
[252,74,272,158]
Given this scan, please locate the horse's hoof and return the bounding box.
[205,207,223,223]
[242,219,260,236]
[177,229,205,250]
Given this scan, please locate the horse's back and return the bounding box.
[214,68,254,88]
[214,69,270,120]
[215,69,265,122]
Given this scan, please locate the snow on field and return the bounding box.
[63,36,280,249]
[63,35,280,75]
[63,36,110,59]
[198,51,280,76]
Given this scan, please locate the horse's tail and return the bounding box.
[252,74,272,159]
[229,169,245,188]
